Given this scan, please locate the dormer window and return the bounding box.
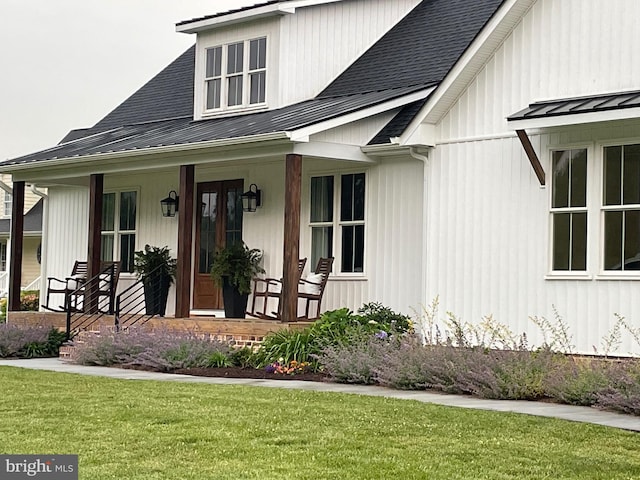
[205,37,266,112]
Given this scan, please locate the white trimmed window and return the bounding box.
[310,173,366,274]
[550,149,588,271]
[0,242,6,271]
[3,192,11,218]
[101,190,137,273]
[602,144,640,271]
[205,37,267,112]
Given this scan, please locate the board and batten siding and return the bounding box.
[278,0,421,104]
[299,156,424,315]
[193,0,421,118]
[427,0,640,354]
[43,187,89,307]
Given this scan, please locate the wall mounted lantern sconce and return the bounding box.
[241,184,262,212]
[160,190,179,217]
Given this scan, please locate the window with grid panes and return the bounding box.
[101,191,137,273]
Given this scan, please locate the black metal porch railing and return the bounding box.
[65,263,118,338]
[114,264,168,331]
[64,264,169,337]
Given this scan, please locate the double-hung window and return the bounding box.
[205,37,266,112]
[101,190,137,273]
[3,192,11,218]
[310,173,366,274]
[550,149,588,271]
[603,144,640,271]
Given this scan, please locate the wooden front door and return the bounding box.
[193,180,244,309]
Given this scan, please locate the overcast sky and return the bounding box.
[0,0,258,161]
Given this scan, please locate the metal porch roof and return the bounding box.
[508,90,640,121]
[1,86,425,167]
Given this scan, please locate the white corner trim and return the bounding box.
[288,88,434,142]
[399,0,536,146]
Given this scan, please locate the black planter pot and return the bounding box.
[143,274,171,316]
[222,277,248,318]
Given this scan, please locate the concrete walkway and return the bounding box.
[1,358,639,433]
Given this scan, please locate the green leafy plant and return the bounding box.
[210,242,265,295]
[133,245,177,285]
[206,351,233,368]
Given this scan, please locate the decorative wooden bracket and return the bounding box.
[516,129,545,186]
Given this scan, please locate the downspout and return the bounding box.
[409,147,430,315]
[30,185,48,310]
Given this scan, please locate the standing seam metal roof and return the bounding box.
[508,90,640,121]
[3,86,425,167]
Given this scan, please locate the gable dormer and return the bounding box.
[177,0,422,121]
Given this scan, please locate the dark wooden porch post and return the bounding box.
[8,181,25,312]
[282,154,302,323]
[87,174,103,313]
[175,165,194,318]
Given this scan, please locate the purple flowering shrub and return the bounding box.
[70,327,233,371]
[0,323,65,358]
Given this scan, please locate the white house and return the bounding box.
[2,0,640,354]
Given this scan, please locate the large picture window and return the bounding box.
[551,149,587,271]
[603,144,640,271]
[101,190,137,273]
[310,173,365,274]
[205,37,266,112]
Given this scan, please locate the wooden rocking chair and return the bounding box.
[297,257,334,320]
[248,258,307,320]
[44,260,121,313]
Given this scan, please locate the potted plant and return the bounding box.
[134,245,177,316]
[210,242,265,318]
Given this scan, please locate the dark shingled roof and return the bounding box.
[90,46,195,133]
[3,0,507,165]
[508,90,640,121]
[320,0,505,98]
[4,86,424,167]
[0,199,43,234]
[368,98,428,145]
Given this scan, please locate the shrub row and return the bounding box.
[0,324,67,358]
[71,327,236,371]
[317,334,640,415]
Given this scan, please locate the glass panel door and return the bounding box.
[193,180,244,310]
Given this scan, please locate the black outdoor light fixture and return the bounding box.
[241,184,262,212]
[160,190,179,217]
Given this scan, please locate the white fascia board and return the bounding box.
[507,107,640,130]
[0,132,291,175]
[176,0,342,34]
[288,87,434,142]
[292,141,375,163]
[399,0,536,146]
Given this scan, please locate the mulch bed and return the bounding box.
[173,366,328,382]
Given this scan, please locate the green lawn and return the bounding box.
[1,367,639,479]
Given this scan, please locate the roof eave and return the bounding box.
[0,132,292,174]
[399,0,536,146]
[176,0,343,34]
